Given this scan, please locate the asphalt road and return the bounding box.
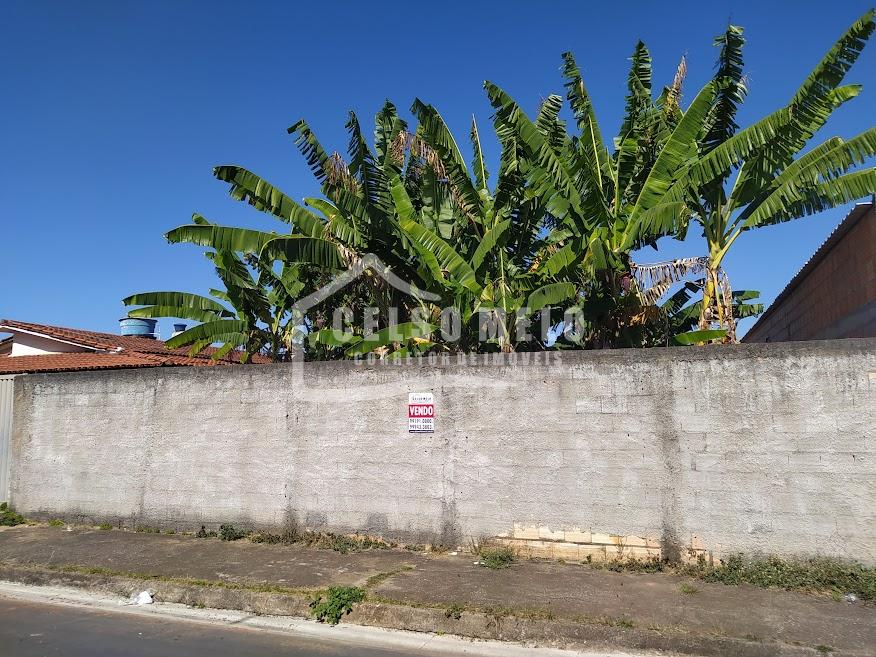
[0,597,454,657]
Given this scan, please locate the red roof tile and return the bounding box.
[0,319,272,373]
[0,352,166,374]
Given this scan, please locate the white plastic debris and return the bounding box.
[844,593,858,603]
[129,590,153,606]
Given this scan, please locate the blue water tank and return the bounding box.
[119,318,157,338]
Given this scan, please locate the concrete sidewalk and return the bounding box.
[0,525,872,657]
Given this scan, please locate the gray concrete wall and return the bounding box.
[9,340,876,563]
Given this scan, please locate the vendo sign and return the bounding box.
[408,392,435,433]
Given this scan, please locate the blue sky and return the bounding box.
[2,1,874,338]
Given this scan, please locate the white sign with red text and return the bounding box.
[408,392,435,433]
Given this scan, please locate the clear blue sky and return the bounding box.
[2,1,873,338]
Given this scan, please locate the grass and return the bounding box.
[29,562,673,640]
[684,554,876,601]
[613,616,635,628]
[250,529,393,554]
[477,546,515,569]
[588,553,876,601]
[30,517,875,603]
[815,645,834,654]
[309,586,366,625]
[218,524,248,541]
[43,563,316,597]
[364,566,414,589]
[97,523,113,530]
[38,558,653,636]
[0,503,26,527]
[52,518,393,555]
[679,582,699,595]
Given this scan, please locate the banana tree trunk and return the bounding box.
[698,252,737,343]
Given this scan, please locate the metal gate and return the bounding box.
[0,376,13,502]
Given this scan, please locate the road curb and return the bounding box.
[0,564,835,657]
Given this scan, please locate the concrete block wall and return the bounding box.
[9,339,876,563]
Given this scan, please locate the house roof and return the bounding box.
[0,352,170,374]
[0,319,271,374]
[743,202,874,341]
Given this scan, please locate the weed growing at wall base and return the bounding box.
[219,524,249,541]
[309,586,366,625]
[679,582,699,595]
[476,546,515,569]
[250,530,392,553]
[596,554,876,601]
[0,503,26,527]
[690,554,876,601]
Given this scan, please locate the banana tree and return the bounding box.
[141,104,441,357]
[312,98,579,354]
[138,103,459,358]
[638,280,763,347]
[628,10,876,340]
[394,99,582,352]
[213,99,577,354]
[207,103,446,356]
[483,43,723,347]
[123,238,308,361]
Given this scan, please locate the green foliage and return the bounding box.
[444,603,465,620]
[309,533,389,554]
[124,246,310,362]
[673,329,727,345]
[605,556,666,573]
[48,519,65,527]
[477,546,515,569]
[626,10,875,333]
[598,553,875,601]
[0,503,25,527]
[98,523,113,530]
[249,530,392,553]
[364,566,413,589]
[219,524,249,541]
[195,525,218,538]
[404,543,427,552]
[688,554,876,601]
[310,586,366,625]
[678,582,699,595]
[125,10,872,354]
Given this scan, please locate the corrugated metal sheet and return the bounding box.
[0,376,13,502]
